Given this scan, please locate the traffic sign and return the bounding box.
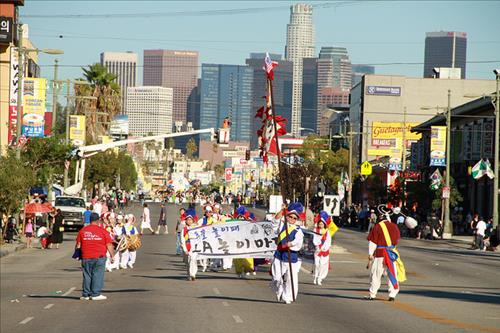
[360,161,372,176]
[442,186,450,199]
[323,195,340,217]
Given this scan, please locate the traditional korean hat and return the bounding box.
[185,208,198,222]
[286,202,305,220]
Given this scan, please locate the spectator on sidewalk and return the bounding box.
[75,213,115,301]
[37,225,51,249]
[83,205,93,226]
[474,217,487,251]
[24,218,34,248]
[50,209,64,249]
[4,216,18,243]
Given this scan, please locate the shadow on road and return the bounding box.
[199,295,277,304]
[401,289,500,305]
[28,295,80,300]
[301,292,367,301]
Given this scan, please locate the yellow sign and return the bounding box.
[360,161,372,175]
[22,78,46,137]
[430,126,446,166]
[372,122,421,142]
[368,148,401,157]
[69,115,86,146]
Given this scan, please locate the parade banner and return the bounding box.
[69,115,86,146]
[22,78,46,137]
[430,126,446,166]
[188,221,277,259]
[8,47,19,144]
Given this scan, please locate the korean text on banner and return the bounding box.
[22,78,46,138]
[430,126,446,167]
[8,47,19,143]
[69,115,86,146]
[188,220,277,259]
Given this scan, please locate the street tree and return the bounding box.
[74,63,121,143]
[186,138,197,159]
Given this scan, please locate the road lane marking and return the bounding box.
[390,301,500,333]
[62,287,76,297]
[44,304,54,309]
[232,315,243,323]
[222,301,229,307]
[213,288,221,295]
[19,317,34,325]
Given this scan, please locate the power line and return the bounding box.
[21,1,357,19]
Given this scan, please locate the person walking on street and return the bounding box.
[84,205,93,226]
[175,208,186,255]
[140,203,155,235]
[24,218,34,248]
[50,209,64,249]
[156,202,169,235]
[75,212,115,300]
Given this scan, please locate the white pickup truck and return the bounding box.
[54,196,86,229]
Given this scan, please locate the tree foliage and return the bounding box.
[186,138,198,159]
[74,63,121,144]
[0,152,35,217]
[85,150,137,191]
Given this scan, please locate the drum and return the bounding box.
[127,234,142,251]
[117,236,129,252]
[405,216,418,229]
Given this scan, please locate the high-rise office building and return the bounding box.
[424,31,467,79]
[302,57,318,133]
[100,51,137,113]
[143,49,198,124]
[126,86,173,137]
[246,53,293,148]
[200,64,253,143]
[318,47,352,90]
[351,64,375,87]
[285,3,315,136]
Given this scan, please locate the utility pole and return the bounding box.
[347,127,353,207]
[63,79,71,189]
[51,59,59,133]
[15,24,24,159]
[443,89,452,239]
[401,106,407,207]
[493,71,499,231]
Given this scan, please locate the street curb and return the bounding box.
[0,243,27,258]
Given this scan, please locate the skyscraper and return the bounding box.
[424,31,467,79]
[318,47,352,90]
[143,49,198,124]
[301,57,318,133]
[351,64,375,87]
[285,3,315,136]
[100,52,137,113]
[200,64,253,143]
[246,53,293,148]
[126,86,173,137]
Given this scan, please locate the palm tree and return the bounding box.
[74,63,121,143]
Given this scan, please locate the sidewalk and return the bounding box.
[0,238,40,258]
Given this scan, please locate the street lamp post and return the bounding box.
[14,23,64,159]
[493,70,499,231]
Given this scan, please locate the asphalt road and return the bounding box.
[1,202,499,333]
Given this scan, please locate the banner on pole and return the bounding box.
[430,126,446,166]
[188,221,277,259]
[69,115,86,146]
[22,78,47,137]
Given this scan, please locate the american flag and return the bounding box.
[263,52,278,80]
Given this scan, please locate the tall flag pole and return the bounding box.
[256,53,295,301]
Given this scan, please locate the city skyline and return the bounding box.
[20,1,500,86]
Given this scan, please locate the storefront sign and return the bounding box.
[366,86,401,96]
[0,17,13,44]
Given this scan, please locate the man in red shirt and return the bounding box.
[366,215,401,301]
[76,212,115,300]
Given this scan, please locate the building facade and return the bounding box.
[424,31,467,79]
[351,64,375,87]
[349,74,496,164]
[317,87,350,136]
[246,53,293,148]
[301,57,318,133]
[200,64,253,143]
[318,46,352,90]
[126,86,173,136]
[143,49,198,125]
[285,3,315,136]
[100,51,137,113]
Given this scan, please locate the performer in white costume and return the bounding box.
[271,202,304,304]
[120,214,140,269]
[313,211,332,286]
[180,208,199,281]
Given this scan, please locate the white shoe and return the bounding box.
[284,300,292,304]
[80,296,90,300]
[120,265,127,270]
[106,268,112,272]
[128,264,134,269]
[276,294,282,302]
[245,272,250,276]
[317,281,322,286]
[252,271,256,276]
[313,279,317,285]
[91,295,107,301]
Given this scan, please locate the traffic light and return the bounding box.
[211,129,219,142]
[245,149,250,161]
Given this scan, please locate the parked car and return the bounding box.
[54,196,86,229]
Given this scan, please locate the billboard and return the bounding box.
[371,122,421,147]
[109,114,129,137]
[69,115,86,146]
[430,126,446,166]
[22,78,46,137]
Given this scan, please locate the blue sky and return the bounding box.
[20,1,500,83]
